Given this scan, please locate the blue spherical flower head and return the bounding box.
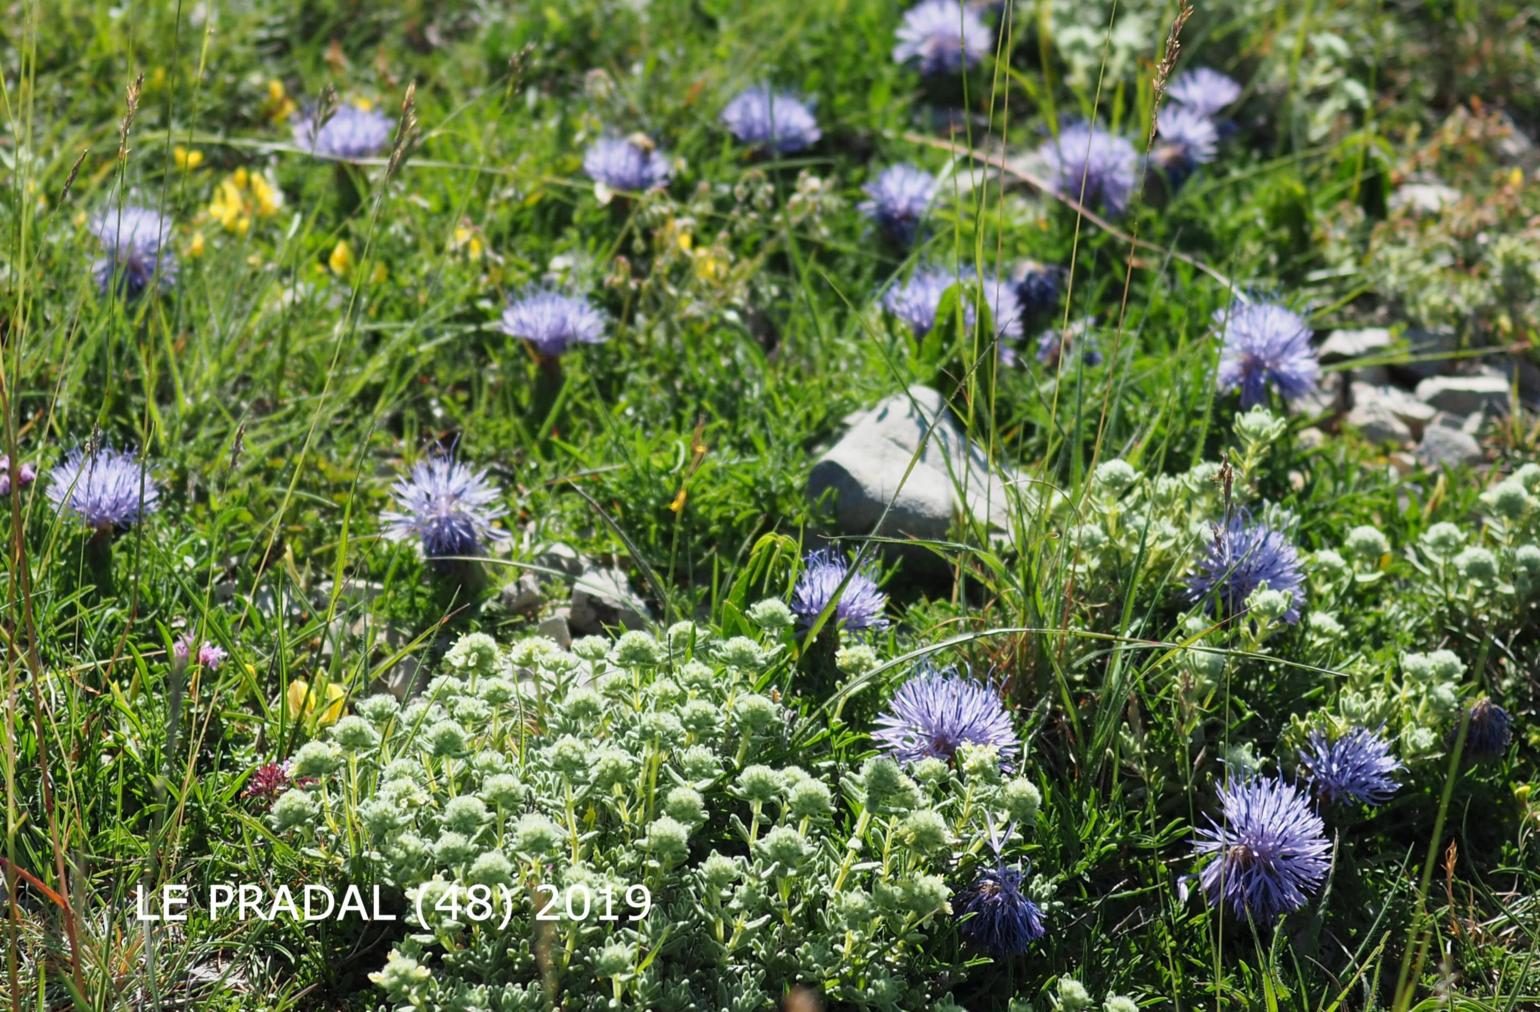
[1461,697,1513,758]
[721,87,821,154]
[1214,302,1321,408]
[582,136,672,192]
[791,548,888,631]
[1188,513,1306,624]
[955,862,1045,957]
[90,206,175,298]
[1035,319,1103,369]
[498,289,608,357]
[1038,122,1139,216]
[1298,727,1401,806]
[873,666,1020,768]
[859,163,938,244]
[884,268,1023,347]
[382,453,508,561]
[1012,260,1068,320]
[1192,775,1331,922]
[893,0,992,76]
[292,103,393,161]
[1152,105,1219,184]
[46,445,161,533]
[1169,67,1242,119]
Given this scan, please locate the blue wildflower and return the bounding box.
[582,136,672,192]
[884,268,1022,345]
[721,87,821,154]
[955,862,1045,957]
[497,289,608,357]
[1012,260,1068,320]
[873,666,1020,767]
[0,456,37,497]
[1214,302,1320,408]
[1298,727,1401,806]
[46,445,160,532]
[1153,105,1219,183]
[1191,775,1331,922]
[893,0,992,76]
[1188,513,1306,624]
[859,163,937,244]
[90,206,175,298]
[1168,67,1242,119]
[1035,319,1102,368]
[1461,698,1513,758]
[1038,122,1139,216]
[292,103,393,161]
[382,454,507,560]
[791,548,887,631]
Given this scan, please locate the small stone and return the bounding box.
[1345,399,1411,445]
[1319,328,1394,362]
[535,542,586,580]
[806,385,1016,545]
[1417,423,1483,469]
[1415,374,1510,416]
[1350,382,1436,436]
[501,573,543,614]
[537,611,572,650]
[568,566,650,634]
[1289,371,1346,418]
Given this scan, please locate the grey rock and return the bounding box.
[1417,423,1483,469]
[534,542,586,580]
[1290,371,1347,418]
[569,566,650,634]
[1350,382,1437,436]
[1389,182,1461,216]
[537,611,572,649]
[1393,327,1458,381]
[1493,110,1539,167]
[1319,328,1394,363]
[1415,374,1510,416]
[382,653,425,700]
[806,385,1017,543]
[1344,399,1411,445]
[501,573,544,614]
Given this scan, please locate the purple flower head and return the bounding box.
[0,456,37,498]
[721,86,821,154]
[1153,105,1220,182]
[1012,260,1068,320]
[1038,122,1139,216]
[292,103,393,161]
[1035,319,1103,369]
[884,268,1022,345]
[873,666,1020,768]
[1191,775,1331,922]
[859,163,938,244]
[382,453,508,561]
[582,136,672,192]
[497,289,608,357]
[1298,727,1401,806]
[791,548,888,631]
[173,633,228,670]
[90,206,176,298]
[1460,698,1512,758]
[893,0,992,75]
[1169,67,1242,119]
[1214,302,1320,408]
[1188,513,1306,624]
[955,862,1045,957]
[46,445,160,532]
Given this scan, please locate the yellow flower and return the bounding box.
[452,223,484,261]
[174,146,204,171]
[186,231,205,258]
[262,79,297,125]
[206,168,283,235]
[285,678,346,727]
[328,240,354,276]
[370,262,388,285]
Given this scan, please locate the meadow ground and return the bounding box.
[3,0,1540,1009]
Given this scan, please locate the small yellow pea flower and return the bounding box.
[174,146,204,171]
[329,240,355,276]
[186,231,205,258]
[285,678,346,727]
